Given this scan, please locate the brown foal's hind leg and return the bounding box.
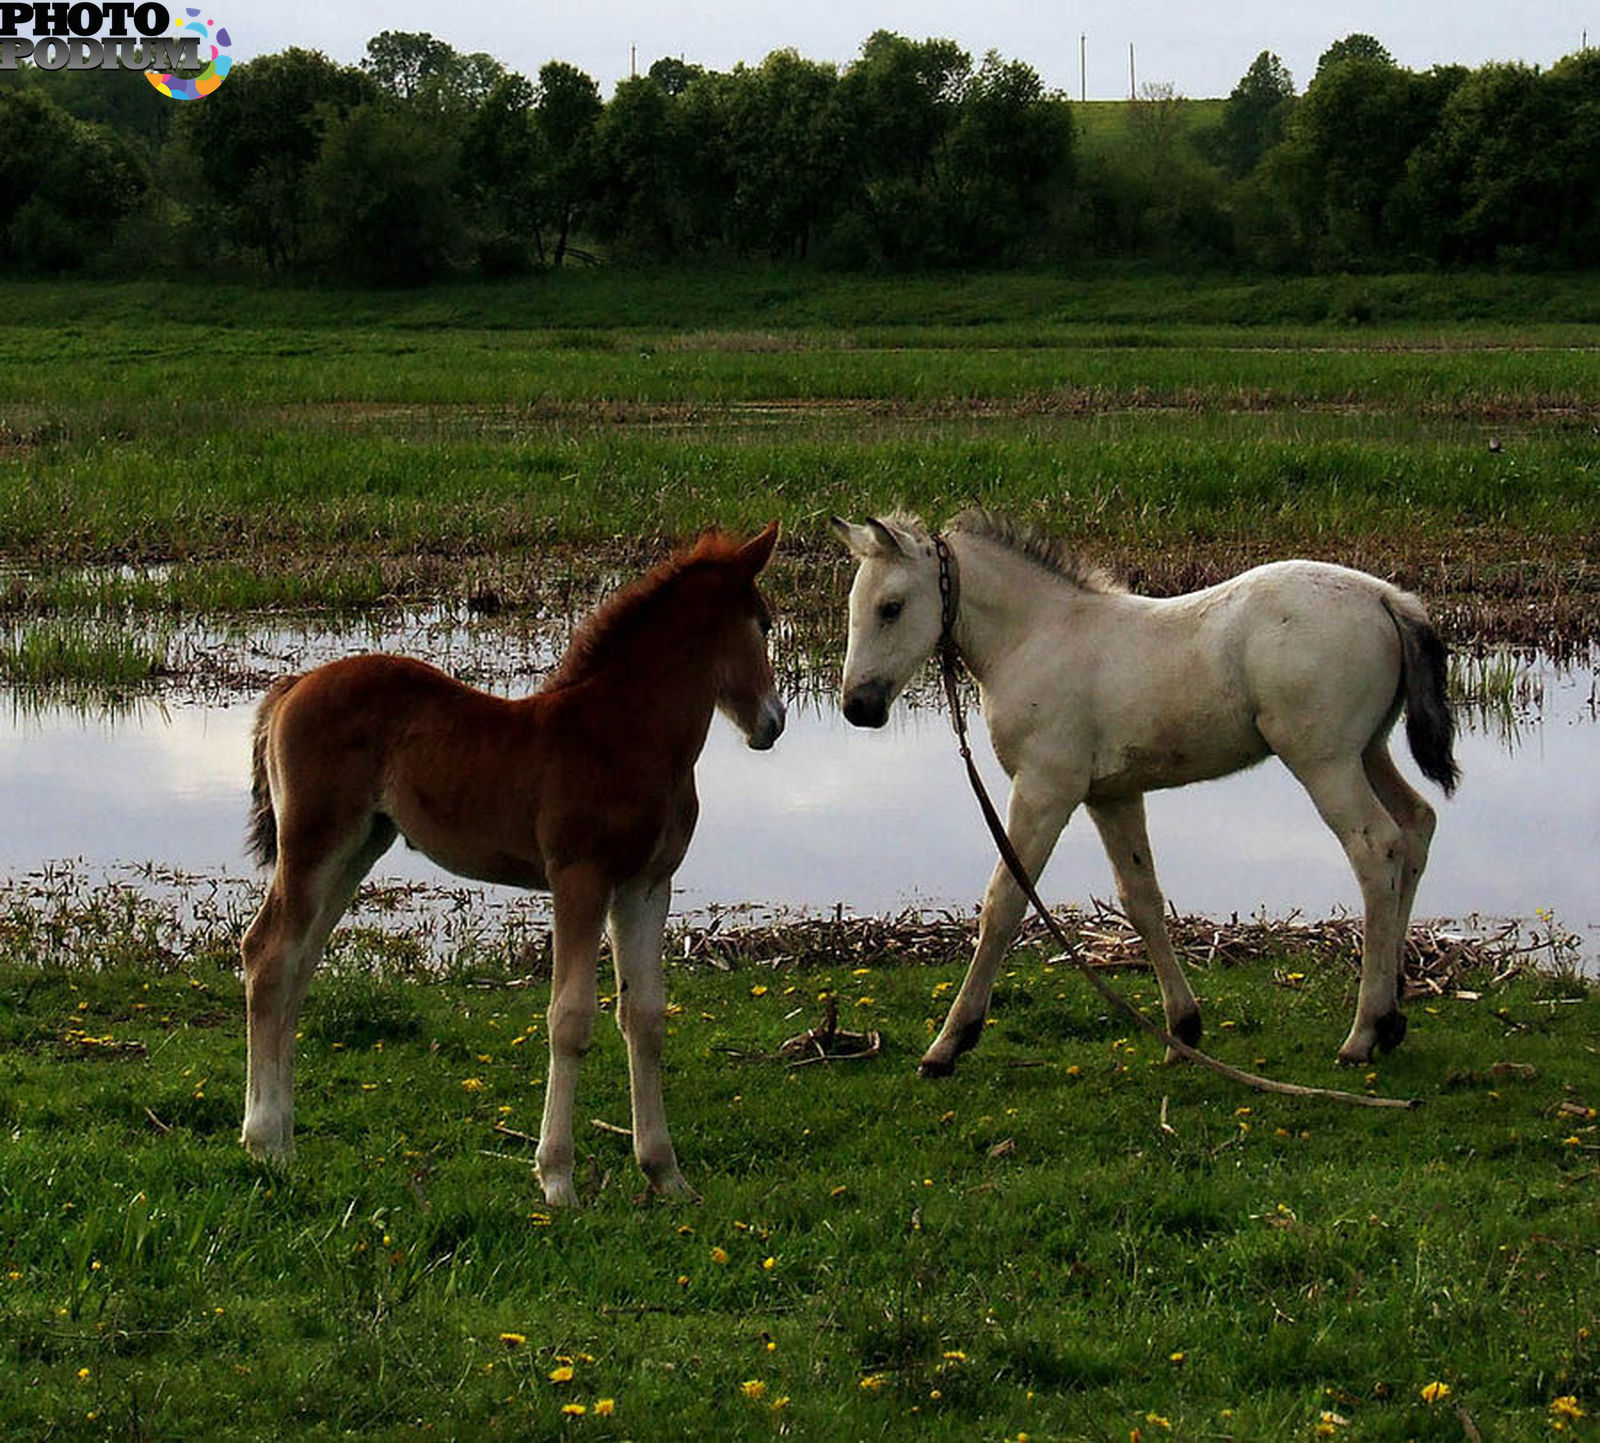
[241,819,395,1161]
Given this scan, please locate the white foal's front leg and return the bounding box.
[1087,796,1201,1061]
[609,877,696,1201]
[537,867,609,1207]
[920,779,1077,1078]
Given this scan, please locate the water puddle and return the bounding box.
[0,626,1595,973]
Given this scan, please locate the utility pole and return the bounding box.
[1129,42,1135,100]
[630,44,636,79]
[1080,33,1086,102]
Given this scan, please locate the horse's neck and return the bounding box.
[571,618,721,757]
[948,535,1075,684]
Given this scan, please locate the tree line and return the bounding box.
[2,28,1596,282]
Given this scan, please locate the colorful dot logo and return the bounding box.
[146,9,232,100]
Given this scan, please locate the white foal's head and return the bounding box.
[831,514,944,729]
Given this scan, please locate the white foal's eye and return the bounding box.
[878,599,904,623]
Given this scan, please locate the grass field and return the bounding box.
[1,270,1597,656]
[0,934,1595,1440]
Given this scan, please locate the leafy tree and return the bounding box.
[1216,51,1295,177]
[1406,55,1599,265]
[304,103,462,284]
[534,61,603,266]
[720,50,840,257]
[459,74,545,272]
[647,57,704,97]
[362,31,456,101]
[0,90,147,270]
[593,74,693,256]
[363,31,506,114]
[173,48,376,269]
[1262,54,1461,266]
[940,53,1074,261]
[1316,34,1395,73]
[831,31,972,263]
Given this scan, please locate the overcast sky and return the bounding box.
[225,2,1591,100]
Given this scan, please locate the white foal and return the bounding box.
[833,510,1457,1073]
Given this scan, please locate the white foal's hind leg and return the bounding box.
[608,877,696,1202]
[536,866,609,1208]
[920,780,1077,1078]
[1279,753,1409,1064]
[1363,744,1437,1009]
[241,823,393,1161]
[1086,796,1201,1060]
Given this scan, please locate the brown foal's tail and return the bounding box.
[248,675,302,869]
[1383,594,1460,796]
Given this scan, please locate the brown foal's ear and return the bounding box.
[738,519,780,577]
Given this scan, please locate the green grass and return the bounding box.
[0,274,1595,640]
[0,937,1594,1439]
[0,618,168,690]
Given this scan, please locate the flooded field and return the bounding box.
[1,615,1595,972]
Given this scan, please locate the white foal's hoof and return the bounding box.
[647,1168,701,1204]
[539,1172,581,1208]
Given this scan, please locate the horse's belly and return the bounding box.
[404,832,550,891]
[1088,724,1269,800]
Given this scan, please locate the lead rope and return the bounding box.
[931,532,1417,1111]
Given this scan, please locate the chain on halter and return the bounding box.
[932,532,965,739]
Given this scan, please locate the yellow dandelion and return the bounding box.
[1169,1351,1185,1363]
[859,1373,890,1391]
[461,1077,485,1092]
[750,984,768,997]
[594,1398,615,1417]
[1145,1413,1172,1430]
[549,1363,575,1384]
[762,1256,776,1271]
[77,1367,90,1381]
[942,1350,968,1363]
[1420,1380,1450,1405]
[1551,1397,1586,1421]
[710,1246,729,1265]
[830,1185,848,1198]
[770,1395,791,1411]
[740,1379,767,1400]
[499,1332,525,1349]
[560,1402,586,1416]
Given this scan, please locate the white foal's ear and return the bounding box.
[831,516,893,559]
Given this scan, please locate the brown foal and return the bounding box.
[241,523,784,1205]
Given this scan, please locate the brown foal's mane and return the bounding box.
[540,532,747,693]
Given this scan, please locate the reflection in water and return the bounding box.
[0,648,1596,972]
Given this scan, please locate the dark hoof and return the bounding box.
[953,1017,985,1056]
[1374,1010,1408,1054]
[918,1055,956,1079]
[1168,1009,1202,1049]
